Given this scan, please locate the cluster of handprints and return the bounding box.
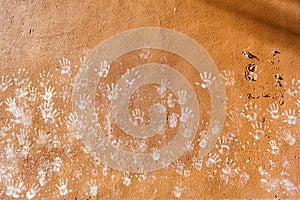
[0,51,299,199]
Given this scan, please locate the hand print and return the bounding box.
[249,122,269,140]
[0,75,13,92]
[222,70,235,86]
[167,93,175,108]
[267,140,280,155]
[39,101,59,124]
[21,140,32,157]
[266,103,279,119]
[87,179,98,197]
[192,156,203,171]
[5,143,14,160]
[282,109,297,125]
[78,94,91,111]
[199,71,216,88]
[276,128,296,146]
[177,90,187,105]
[41,86,56,101]
[5,179,26,198]
[206,153,221,168]
[38,70,53,87]
[59,58,71,75]
[155,79,170,96]
[56,178,69,196]
[286,78,300,96]
[180,107,193,123]
[132,108,145,125]
[95,60,110,78]
[105,83,119,101]
[169,113,179,128]
[26,183,40,200]
[241,102,260,122]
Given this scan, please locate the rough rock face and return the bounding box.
[0,1,299,199]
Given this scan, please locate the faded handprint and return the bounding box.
[155,79,170,96]
[0,75,13,92]
[87,179,98,197]
[276,128,296,146]
[105,83,119,101]
[78,94,91,111]
[95,60,110,78]
[222,70,235,86]
[56,178,69,196]
[177,90,187,105]
[241,102,260,122]
[21,140,32,157]
[286,78,300,96]
[249,122,269,140]
[167,93,175,108]
[169,113,179,128]
[180,107,193,123]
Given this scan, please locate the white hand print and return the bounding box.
[5,179,26,198]
[192,156,203,171]
[21,140,32,157]
[5,97,17,110]
[17,128,28,145]
[155,79,170,96]
[169,113,179,128]
[0,75,12,92]
[95,60,110,78]
[42,86,56,101]
[180,107,193,123]
[199,71,216,88]
[249,122,269,140]
[177,90,187,105]
[267,140,280,155]
[67,113,83,140]
[282,109,297,125]
[266,103,279,119]
[206,153,221,168]
[132,108,145,125]
[34,129,50,145]
[78,94,91,111]
[105,83,119,101]
[286,78,300,96]
[38,70,53,87]
[38,170,47,186]
[26,183,40,199]
[5,143,14,160]
[87,179,98,197]
[222,70,235,86]
[56,178,69,196]
[241,102,260,122]
[39,101,59,124]
[122,172,131,186]
[276,129,295,146]
[167,93,175,108]
[59,58,71,75]
[53,156,62,172]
